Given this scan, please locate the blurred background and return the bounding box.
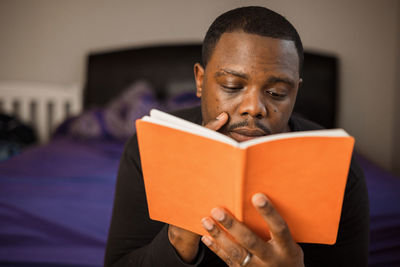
[0,0,399,173]
[0,1,399,266]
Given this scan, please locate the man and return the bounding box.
[104,6,369,266]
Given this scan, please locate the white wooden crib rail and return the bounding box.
[0,81,82,143]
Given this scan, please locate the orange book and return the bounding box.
[136,109,354,245]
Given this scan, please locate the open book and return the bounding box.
[136,109,354,244]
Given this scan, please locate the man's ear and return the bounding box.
[298,78,303,88]
[194,63,205,98]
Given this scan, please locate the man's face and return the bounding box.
[195,31,301,142]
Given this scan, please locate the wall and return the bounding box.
[0,0,399,172]
[393,2,400,176]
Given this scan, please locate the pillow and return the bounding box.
[164,80,200,111]
[67,109,106,140]
[103,80,161,141]
[165,91,200,111]
[58,80,161,142]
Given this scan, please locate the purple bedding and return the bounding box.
[0,83,201,266]
[0,137,123,266]
[356,155,400,266]
[0,138,399,266]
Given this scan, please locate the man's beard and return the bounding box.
[219,120,272,136]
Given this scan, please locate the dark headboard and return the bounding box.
[83,44,338,128]
[83,44,202,107]
[295,52,338,128]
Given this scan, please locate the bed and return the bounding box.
[0,44,399,266]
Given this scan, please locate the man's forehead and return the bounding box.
[207,32,300,77]
[212,32,295,58]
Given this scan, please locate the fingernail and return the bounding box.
[252,193,267,207]
[211,208,225,222]
[201,217,215,231]
[201,235,213,246]
[216,113,225,120]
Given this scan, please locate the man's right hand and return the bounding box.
[167,112,229,263]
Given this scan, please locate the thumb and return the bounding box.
[203,112,229,131]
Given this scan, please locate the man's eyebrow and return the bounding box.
[214,70,296,87]
[266,76,295,88]
[214,69,249,80]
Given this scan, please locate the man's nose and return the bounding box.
[238,88,267,119]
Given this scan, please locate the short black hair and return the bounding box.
[202,6,304,75]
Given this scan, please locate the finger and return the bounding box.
[168,224,201,242]
[201,236,237,266]
[201,217,249,266]
[210,207,272,261]
[252,193,295,249]
[203,112,229,131]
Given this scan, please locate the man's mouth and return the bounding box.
[228,127,267,142]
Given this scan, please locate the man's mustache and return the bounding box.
[226,120,271,135]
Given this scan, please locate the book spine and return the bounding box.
[235,148,247,221]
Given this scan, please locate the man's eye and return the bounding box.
[222,84,243,90]
[266,90,286,99]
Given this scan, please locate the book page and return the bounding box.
[143,110,351,149]
[238,128,350,149]
[142,109,238,146]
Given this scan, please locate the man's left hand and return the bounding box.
[200,193,304,267]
